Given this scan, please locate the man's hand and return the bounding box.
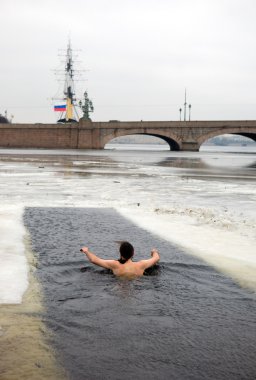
[80,246,89,254]
[151,248,159,257]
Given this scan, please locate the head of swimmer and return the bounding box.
[119,241,134,263]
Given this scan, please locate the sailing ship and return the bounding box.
[53,40,94,123]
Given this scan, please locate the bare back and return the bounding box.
[112,260,146,278]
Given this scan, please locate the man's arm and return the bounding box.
[139,249,160,270]
[80,247,119,270]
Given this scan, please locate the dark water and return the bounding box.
[24,207,256,380]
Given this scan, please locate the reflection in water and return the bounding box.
[0,146,256,170]
[0,148,255,184]
[201,154,256,168]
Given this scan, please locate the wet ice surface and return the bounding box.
[24,207,256,380]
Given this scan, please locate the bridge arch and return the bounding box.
[102,130,181,150]
[146,133,181,150]
[198,128,256,148]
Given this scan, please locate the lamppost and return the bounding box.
[184,89,187,121]
[79,91,94,121]
[189,104,191,121]
[179,90,192,121]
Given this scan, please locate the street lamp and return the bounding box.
[184,89,187,121]
[189,104,191,121]
[179,90,192,121]
[79,91,94,121]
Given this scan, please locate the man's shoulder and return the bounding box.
[133,260,148,267]
[108,259,121,268]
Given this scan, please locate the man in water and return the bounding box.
[81,241,160,278]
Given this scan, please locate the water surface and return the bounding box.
[24,207,256,380]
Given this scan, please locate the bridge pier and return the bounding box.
[181,141,199,151]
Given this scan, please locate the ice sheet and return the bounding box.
[0,205,28,304]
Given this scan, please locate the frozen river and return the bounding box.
[0,145,255,379]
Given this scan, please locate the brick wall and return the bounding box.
[0,123,80,148]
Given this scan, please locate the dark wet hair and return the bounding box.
[118,241,134,264]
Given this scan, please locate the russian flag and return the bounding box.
[54,105,66,112]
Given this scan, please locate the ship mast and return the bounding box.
[64,40,76,122]
[54,40,94,123]
[54,40,78,123]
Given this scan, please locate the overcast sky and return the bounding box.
[1,0,256,123]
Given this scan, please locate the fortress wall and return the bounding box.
[0,124,79,149]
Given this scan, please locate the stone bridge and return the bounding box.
[0,120,256,151]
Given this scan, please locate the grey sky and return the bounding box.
[1,0,256,123]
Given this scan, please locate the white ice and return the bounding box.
[0,205,28,304]
[119,207,256,290]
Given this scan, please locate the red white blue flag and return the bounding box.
[54,105,66,112]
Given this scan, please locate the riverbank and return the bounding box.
[0,233,66,380]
